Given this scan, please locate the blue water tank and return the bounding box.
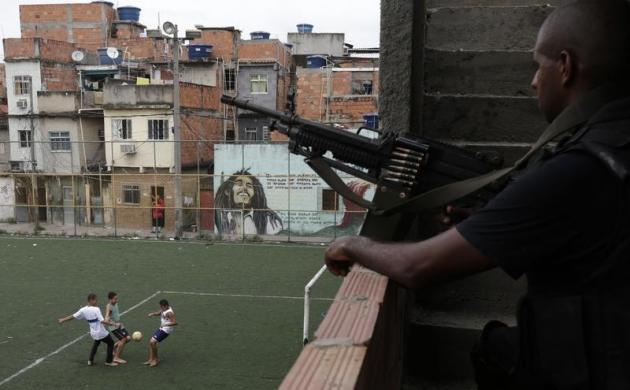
[97,48,123,65]
[250,31,271,40]
[188,45,213,61]
[306,55,327,68]
[297,24,314,33]
[363,113,379,129]
[117,6,141,22]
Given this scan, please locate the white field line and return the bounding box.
[0,235,327,250]
[0,291,161,388]
[162,290,334,302]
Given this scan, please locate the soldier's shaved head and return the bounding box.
[537,0,630,86]
[531,1,630,121]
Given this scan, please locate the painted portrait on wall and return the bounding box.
[214,169,283,236]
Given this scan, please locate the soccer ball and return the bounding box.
[132,331,143,342]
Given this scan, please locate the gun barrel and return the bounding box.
[221,95,383,161]
[221,95,292,124]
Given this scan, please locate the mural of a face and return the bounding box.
[232,175,255,207]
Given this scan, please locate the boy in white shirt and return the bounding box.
[58,293,120,367]
[144,299,177,367]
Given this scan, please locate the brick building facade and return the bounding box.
[296,57,379,127]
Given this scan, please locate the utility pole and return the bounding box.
[164,21,183,239]
[28,76,39,230]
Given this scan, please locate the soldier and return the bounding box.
[324,1,630,388]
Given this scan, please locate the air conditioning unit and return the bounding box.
[120,144,136,154]
[16,99,28,109]
[10,161,24,171]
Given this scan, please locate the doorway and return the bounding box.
[63,186,74,226]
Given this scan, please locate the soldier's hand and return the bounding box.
[325,237,357,277]
[441,205,474,226]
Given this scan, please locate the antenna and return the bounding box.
[106,47,120,60]
[71,51,85,63]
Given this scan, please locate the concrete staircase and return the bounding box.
[405,1,560,388]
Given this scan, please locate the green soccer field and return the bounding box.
[0,236,340,390]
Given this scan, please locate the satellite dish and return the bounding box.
[106,47,120,60]
[71,51,85,63]
[163,21,176,35]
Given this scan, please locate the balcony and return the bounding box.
[103,80,173,110]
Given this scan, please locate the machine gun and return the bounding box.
[221,95,502,234]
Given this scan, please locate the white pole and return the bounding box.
[303,265,328,345]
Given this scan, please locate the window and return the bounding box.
[112,119,132,139]
[122,184,141,204]
[50,132,71,151]
[322,189,340,211]
[250,74,268,94]
[14,76,32,96]
[244,127,258,141]
[18,130,32,148]
[148,119,169,140]
[351,72,374,95]
[224,68,236,92]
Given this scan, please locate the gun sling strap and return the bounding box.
[374,86,620,216]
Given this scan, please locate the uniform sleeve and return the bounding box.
[73,308,84,320]
[457,152,617,279]
[97,309,104,322]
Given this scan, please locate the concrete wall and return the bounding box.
[5,61,42,115]
[0,64,6,99]
[103,109,174,169]
[214,143,375,238]
[103,83,173,109]
[237,65,279,110]
[179,63,218,87]
[237,117,270,141]
[0,128,9,171]
[287,33,345,56]
[0,177,15,221]
[38,91,78,114]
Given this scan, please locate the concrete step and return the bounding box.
[413,270,523,329]
[404,378,476,390]
[426,5,554,51]
[425,49,535,96]
[406,270,524,382]
[428,0,561,8]
[423,94,546,143]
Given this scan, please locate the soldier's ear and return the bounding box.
[558,50,575,86]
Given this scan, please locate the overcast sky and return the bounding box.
[0,0,381,60]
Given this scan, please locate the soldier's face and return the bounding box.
[232,175,255,206]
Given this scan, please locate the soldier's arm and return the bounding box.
[325,227,494,290]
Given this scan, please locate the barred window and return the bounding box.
[18,130,32,148]
[14,76,31,96]
[122,184,141,204]
[250,74,268,94]
[244,127,258,141]
[112,119,132,139]
[224,68,236,92]
[50,131,71,151]
[148,119,169,140]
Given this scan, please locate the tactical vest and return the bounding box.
[514,97,630,390]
